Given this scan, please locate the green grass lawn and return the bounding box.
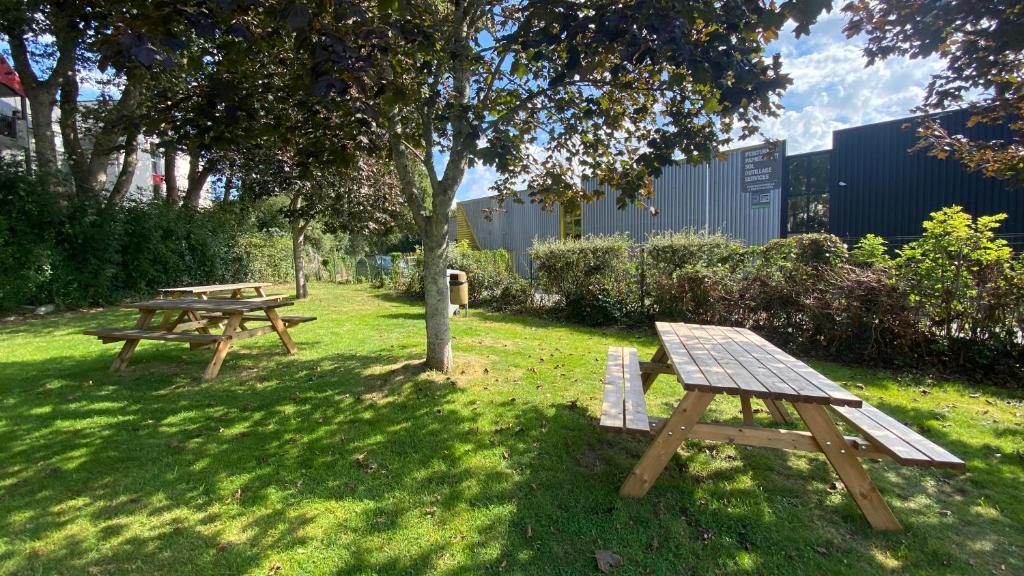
[1,283,1022,575]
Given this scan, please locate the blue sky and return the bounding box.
[454,4,945,202]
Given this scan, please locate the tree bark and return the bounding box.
[420,217,453,372]
[106,125,141,205]
[24,90,60,183]
[184,158,211,208]
[290,192,309,299]
[164,143,180,207]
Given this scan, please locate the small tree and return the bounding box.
[120,0,832,371]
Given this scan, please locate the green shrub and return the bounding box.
[850,234,892,269]
[397,242,529,310]
[529,235,641,324]
[0,163,294,311]
[896,206,1019,346]
[645,231,747,321]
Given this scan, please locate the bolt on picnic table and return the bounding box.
[600,322,964,531]
[83,298,316,379]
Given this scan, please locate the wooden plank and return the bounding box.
[722,327,834,404]
[204,313,242,379]
[266,308,298,354]
[85,328,225,344]
[599,347,626,431]
[638,360,674,375]
[654,323,709,389]
[159,282,272,294]
[834,403,964,470]
[703,325,804,400]
[108,310,156,372]
[124,298,294,313]
[227,325,278,341]
[740,394,754,426]
[671,323,740,394]
[831,405,933,466]
[689,325,769,395]
[738,329,863,407]
[623,348,650,433]
[793,403,902,531]
[620,391,715,497]
[763,399,794,424]
[640,346,668,392]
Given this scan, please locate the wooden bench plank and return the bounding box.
[702,325,804,401]
[689,325,769,395]
[84,328,225,344]
[831,405,933,466]
[738,329,862,407]
[722,327,832,404]
[671,323,740,394]
[599,347,626,431]
[623,348,650,433]
[655,322,709,388]
[834,403,965,471]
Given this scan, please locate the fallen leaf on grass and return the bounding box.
[233,488,242,500]
[526,524,532,538]
[267,561,282,574]
[425,506,437,516]
[501,450,510,460]
[594,550,622,574]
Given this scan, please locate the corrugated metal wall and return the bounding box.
[829,109,1021,246]
[580,143,784,246]
[454,191,560,274]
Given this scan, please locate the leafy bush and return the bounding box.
[529,235,641,324]
[850,234,892,269]
[893,206,1024,373]
[396,241,532,310]
[0,163,294,312]
[645,231,747,322]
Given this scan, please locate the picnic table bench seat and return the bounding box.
[600,347,651,434]
[832,402,965,471]
[84,327,226,344]
[202,312,317,326]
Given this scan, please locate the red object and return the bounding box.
[0,55,25,98]
[152,174,165,185]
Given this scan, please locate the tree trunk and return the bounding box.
[106,126,141,205]
[292,220,309,300]
[290,192,309,299]
[164,144,180,207]
[421,217,453,372]
[184,158,211,208]
[25,90,60,183]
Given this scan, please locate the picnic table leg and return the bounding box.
[763,399,793,424]
[204,313,242,379]
[620,391,715,497]
[254,286,267,297]
[265,308,298,354]
[792,403,902,531]
[111,309,156,372]
[740,394,754,426]
[641,346,667,393]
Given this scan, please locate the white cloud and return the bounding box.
[754,3,945,153]
[456,163,500,201]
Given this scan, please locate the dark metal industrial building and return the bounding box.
[453,108,1021,272]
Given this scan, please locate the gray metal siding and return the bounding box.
[456,191,559,273]
[580,144,783,246]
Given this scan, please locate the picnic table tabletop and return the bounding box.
[158,282,273,295]
[126,298,293,313]
[655,322,862,407]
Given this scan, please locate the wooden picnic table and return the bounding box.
[158,282,274,299]
[600,322,963,531]
[84,298,316,380]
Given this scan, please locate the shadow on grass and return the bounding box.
[1,306,1020,574]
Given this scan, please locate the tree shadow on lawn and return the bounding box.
[1,343,1019,574]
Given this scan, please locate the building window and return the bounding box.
[560,203,582,240]
[787,151,830,234]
